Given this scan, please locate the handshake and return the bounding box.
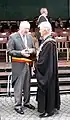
[21,48,35,58]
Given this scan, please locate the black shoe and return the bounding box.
[54,109,59,114]
[14,107,24,114]
[47,111,54,117]
[24,104,35,110]
[39,112,47,118]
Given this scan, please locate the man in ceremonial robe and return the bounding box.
[36,21,60,118]
[37,8,48,25]
[7,21,35,114]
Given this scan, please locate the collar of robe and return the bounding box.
[37,35,56,60]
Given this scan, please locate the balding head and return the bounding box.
[19,21,30,35]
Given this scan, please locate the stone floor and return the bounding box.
[0,94,70,120]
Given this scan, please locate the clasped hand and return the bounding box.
[21,49,30,57]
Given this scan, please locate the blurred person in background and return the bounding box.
[37,8,48,25]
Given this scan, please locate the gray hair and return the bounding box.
[38,21,52,33]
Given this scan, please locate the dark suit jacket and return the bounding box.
[7,32,35,84]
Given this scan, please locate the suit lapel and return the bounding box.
[26,35,29,47]
[26,35,31,48]
[16,33,32,49]
[16,32,26,49]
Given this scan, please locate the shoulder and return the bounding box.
[46,40,56,49]
[10,32,17,37]
[39,15,48,21]
[38,15,48,25]
[9,32,20,42]
[38,15,44,19]
[9,32,18,38]
[43,38,55,48]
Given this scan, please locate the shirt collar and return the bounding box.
[43,34,52,40]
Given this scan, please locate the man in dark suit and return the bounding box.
[7,21,35,114]
[36,21,60,118]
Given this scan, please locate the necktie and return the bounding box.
[22,35,28,49]
[24,35,28,48]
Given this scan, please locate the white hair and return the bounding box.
[19,21,30,30]
[38,21,52,33]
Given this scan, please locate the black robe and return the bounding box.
[36,36,60,113]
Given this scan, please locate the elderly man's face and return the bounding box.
[39,28,46,37]
[21,28,30,35]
